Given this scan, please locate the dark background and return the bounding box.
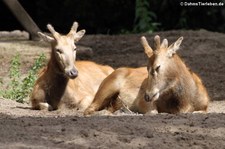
[0,0,225,34]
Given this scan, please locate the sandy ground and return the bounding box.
[0,30,225,148]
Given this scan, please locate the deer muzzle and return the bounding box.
[66,68,78,79]
[144,90,159,102]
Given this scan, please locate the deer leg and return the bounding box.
[192,110,207,114]
[179,103,193,113]
[149,101,158,114]
[39,102,53,111]
[84,73,122,116]
[106,95,123,113]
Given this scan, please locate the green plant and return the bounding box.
[2,53,21,100]
[0,53,46,103]
[133,0,159,33]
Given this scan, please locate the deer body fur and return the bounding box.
[84,67,153,114]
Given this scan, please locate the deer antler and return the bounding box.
[154,35,161,50]
[47,24,60,39]
[68,22,78,35]
[154,35,168,50]
[141,36,153,57]
[160,39,168,49]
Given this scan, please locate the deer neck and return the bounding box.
[46,50,69,85]
[169,56,197,95]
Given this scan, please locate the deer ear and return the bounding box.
[74,29,86,42]
[167,37,183,57]
[38,32,54,42]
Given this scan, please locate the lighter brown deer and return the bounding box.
[84,35,209,115]
[30,22,113,111]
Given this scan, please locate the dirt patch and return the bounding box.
[0,30,225,148]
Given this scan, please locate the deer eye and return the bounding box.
[56,49,63,54]
[73,45,77,51]
[150,68,154,76]
[149,65,160,76]
[155,65,160,72]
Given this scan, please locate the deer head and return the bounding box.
[141,35,183,102]
[38,22,85,79]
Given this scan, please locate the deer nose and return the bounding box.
[144,93,151,102]
[67,68,78,79]
[144,92,159,102]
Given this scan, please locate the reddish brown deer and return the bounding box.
[143,35,209,113]
[84,35,209,115]
[30,22,113,111]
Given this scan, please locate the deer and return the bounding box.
[84,35,210,115]
[30,22,114,111]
